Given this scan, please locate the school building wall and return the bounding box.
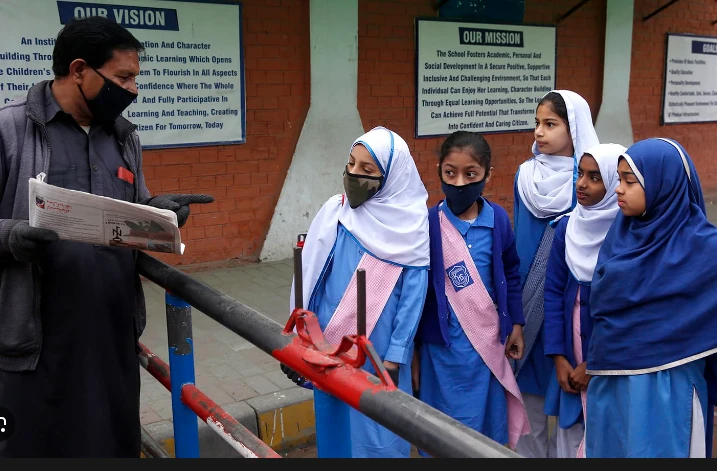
[355,0,607,214]
[142,0,717,269]
[142,0,311,268]
[630,0,717,185]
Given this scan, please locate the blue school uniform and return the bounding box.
[586,138,717,457]
[542,216,593,429]
[587,360,708,457]
[416,199,524,449]
[309,223,428,458]
[513,171,566,396]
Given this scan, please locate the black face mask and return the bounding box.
[78,68,137,124]
[441,179,486,215]
[342,165,384,209]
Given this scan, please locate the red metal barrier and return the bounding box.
[136,251,520,458]
[272,307,396,411]
[138,343,281,458]
[139,343,171,390]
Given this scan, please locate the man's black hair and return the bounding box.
[52,16,144,76]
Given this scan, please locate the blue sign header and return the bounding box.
[691,40,717,55]
[57,1,179,31]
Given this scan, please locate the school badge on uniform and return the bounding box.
[446,261,473,292]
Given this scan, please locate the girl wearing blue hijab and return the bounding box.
[586,138,717,458]
[543,143,626,458]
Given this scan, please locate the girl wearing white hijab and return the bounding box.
[542,143,626,458]
[512,90,599,458]
[284,126,430,458]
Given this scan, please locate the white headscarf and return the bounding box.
[290,127,429,311]
[340,127,430,266]
[517,90,600,219]
[564,143,626,282]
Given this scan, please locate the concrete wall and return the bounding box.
[260,0,365,263]
[595,0,635,146]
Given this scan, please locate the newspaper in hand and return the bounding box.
[28,173,185,255]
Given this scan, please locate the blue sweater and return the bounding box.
[543,216,594,365]
[417,200,524,347]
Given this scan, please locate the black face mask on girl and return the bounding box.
[441,179,486,215]
[342,165,384,209]
[78,68,138,124]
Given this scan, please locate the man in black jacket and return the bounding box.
[0,16,212,457]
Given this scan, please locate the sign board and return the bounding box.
[662,33,717,125]
[0,0,245,148]
[415,18,556,138]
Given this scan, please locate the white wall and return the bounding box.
[595,0,635,146]
[260,0,364,262]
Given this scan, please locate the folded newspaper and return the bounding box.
[29,173,185,255]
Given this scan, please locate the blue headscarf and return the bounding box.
[588,138,717,381]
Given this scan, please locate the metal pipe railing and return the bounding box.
[138,342,281,458]
[137,251,520,459]
[140,425,171,458]
[164,292,199,458]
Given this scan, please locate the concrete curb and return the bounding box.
[142,387,315,458]
[246,387,315,453]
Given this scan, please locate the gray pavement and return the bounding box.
[707,196,717,223]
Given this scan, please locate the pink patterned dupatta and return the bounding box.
[322,253,403,345]
[573,290,588,458]
[439,211,530,449]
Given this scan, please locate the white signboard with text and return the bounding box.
[0,0,245,148]
[415,18,556,138]
[662,33,717,125]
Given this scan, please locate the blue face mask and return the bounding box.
[441,179,486,215]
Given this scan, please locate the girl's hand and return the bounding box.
[554,356,578,394]
[383,360,400,386]
[505,324,525,360]
[569,362,591,391]
[411,350,420,394]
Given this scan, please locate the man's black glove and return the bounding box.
[8,221,59,262]
[280,363,308,387]
[144,194,214,227]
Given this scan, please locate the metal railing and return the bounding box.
[140,425,171,458]
[138,340,280,458]
[136,249,520,458]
